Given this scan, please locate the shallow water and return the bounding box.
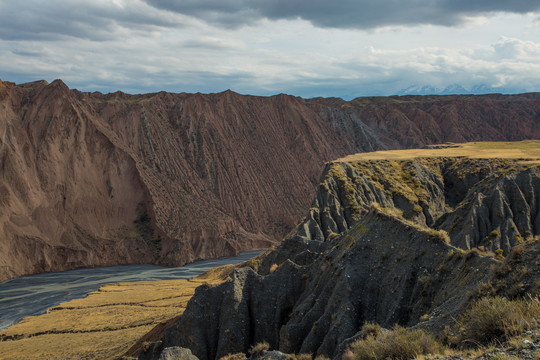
[0,251,261,330]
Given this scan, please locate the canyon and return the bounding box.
[1,78,539,282]
[1,141,539,359]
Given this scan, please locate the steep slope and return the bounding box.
[156,209,497,360]
[1,78,540,281]
[308,94,540,147]
[80,90,357,266]
[0,80,155,280]
[151,144,540,360]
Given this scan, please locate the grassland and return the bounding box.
[336,140,540,164]
[0,265,234,360]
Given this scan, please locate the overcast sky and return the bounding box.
[1,0,539,99]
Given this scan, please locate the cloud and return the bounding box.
[182,37,246,51]
[0,0,183,41]
[143,0,540,29]
[336,39,540,94]
[4,28,540,98]
[1,3,539,100]
[492,37,540,59]
[1,0,538,42]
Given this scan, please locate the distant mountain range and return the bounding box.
[397,84,532,95]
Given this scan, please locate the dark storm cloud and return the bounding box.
[0,1,181,41]
[2,0,537,41]
[143,0,540,29]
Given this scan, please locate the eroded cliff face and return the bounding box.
[0,80,155,280]
[1,79,539,281]
[308,94,540,147]
[0,80,356,281]
[153,158,540,360]
[158,210,499,360]
[299,158,540,254]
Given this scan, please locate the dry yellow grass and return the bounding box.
[336,140,540,164]
[0,266,231,360]
[0,326,155,360]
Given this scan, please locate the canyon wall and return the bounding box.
[0,78,539,281]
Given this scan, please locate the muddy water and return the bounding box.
[0,251,261,330]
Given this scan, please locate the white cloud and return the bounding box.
[492,37,540,59]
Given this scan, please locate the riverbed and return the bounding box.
[0,251,261,330]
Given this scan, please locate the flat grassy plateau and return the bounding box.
[337,140,540,164]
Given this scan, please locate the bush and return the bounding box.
[219,353,246,360]
[248,259,260,271]
[359,322,382,339]
[248,342,269,356]
[313,356,331,360]
[349,324,441,360]
[456,296,540,347]
[286,354,312,360]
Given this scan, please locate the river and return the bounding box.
[0,251,262,331]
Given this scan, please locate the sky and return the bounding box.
[1,1,540,99]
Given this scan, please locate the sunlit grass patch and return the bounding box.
[336,141,540,163]
[454,296,540,347]
[348,323,441,360]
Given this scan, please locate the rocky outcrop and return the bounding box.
[438,166,540,252]
[1,79,540,281]
[152,157,540,360]
[298,158,540,255]
[157,347,199,360]
[156,209,496,360]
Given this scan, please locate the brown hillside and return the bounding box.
[0,79,539,281]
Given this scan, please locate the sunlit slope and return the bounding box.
[337,141,540,163]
